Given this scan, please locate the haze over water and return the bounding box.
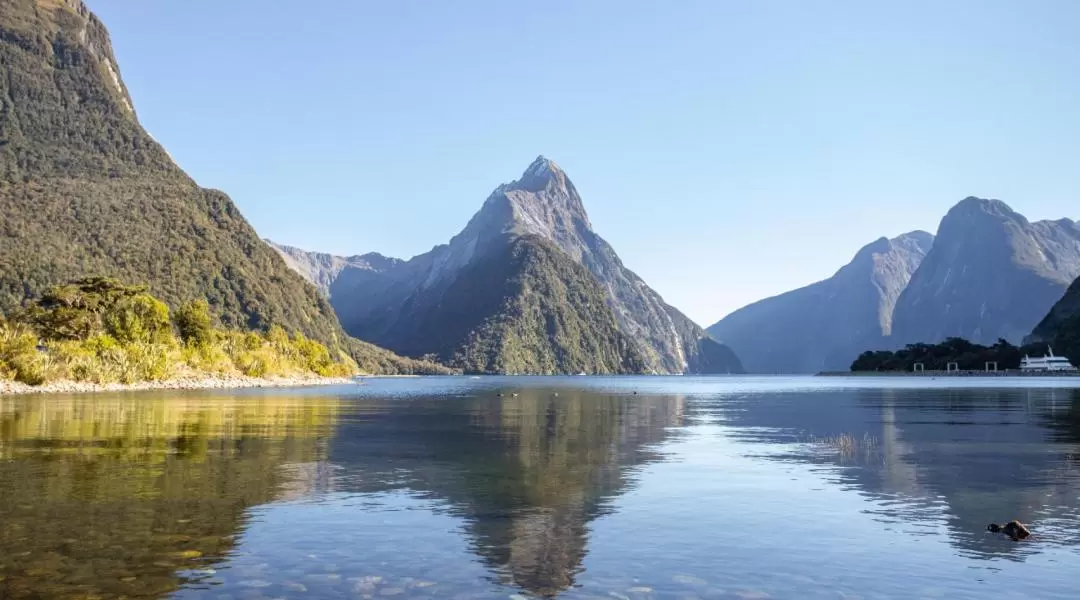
[1,377,1079,599]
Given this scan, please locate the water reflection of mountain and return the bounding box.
[0,395,340,599]
[718,387,1080,560]
[327,390,685,596]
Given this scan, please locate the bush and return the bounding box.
[181,341,233,375]
[174,300,214,346]
[0,322,53,385]
[105,294,173,345]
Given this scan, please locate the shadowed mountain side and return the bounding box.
[1029,275,1080,364]
[708,231,933,373]
[326,391,685,596]
[715,387,1080,561]
[0,394,340,599]
[366,234,648,374]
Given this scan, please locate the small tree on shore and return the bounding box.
[174,299,215,346]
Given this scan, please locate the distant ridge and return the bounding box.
[708,196,1080,373]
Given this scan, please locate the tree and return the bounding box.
[174,299,215,346]
[24,277,169,342]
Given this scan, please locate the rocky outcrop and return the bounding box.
[891,198,1080,346]
[707,231,933,373]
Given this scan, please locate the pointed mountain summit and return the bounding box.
[0,0,444,373]
[891,197,1080,345]
[708,231,934,373]
[275,158,744,374]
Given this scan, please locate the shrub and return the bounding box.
[6,278,357,386]
[105,294,173,345]
[0,322,53,385]
[174,299,215,346]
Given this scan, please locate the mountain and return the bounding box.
[272,157,744,374]
[891,197,1080,346]
[1029,276,1080,363]
[0,0,444,374]
[707,231,934,373]
[267,241,403,298]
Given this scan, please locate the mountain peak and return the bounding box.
[468,156,592,245]
[524,155,560,177]
[510,155,567,193]
[847,230,933,269]
[949,197,1018,219]
[892,230,935,254]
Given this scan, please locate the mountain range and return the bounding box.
[271,157,744,375]
[0,0,445,374]
[4,0,1077,377]
[709,197,1080,372]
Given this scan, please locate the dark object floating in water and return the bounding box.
[988,520,1031,541]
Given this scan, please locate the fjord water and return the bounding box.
[1,378,1079,599]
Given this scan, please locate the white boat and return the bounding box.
[1020,346,1077,372]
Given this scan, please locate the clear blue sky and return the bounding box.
[88,0,1080,325]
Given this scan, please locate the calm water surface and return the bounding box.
[2,376,1079,599]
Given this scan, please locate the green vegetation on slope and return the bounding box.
[851,337,1053,372]
[1031,276,1080,364]
[381,235,647,374]
[0,1,450,376]
[0,278,357,386]
[0,0,333,337]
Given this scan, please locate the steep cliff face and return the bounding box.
[708,231,933,373]
[274,157,744,374]
[891,198,1080,346]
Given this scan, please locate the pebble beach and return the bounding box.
[0,374,355,396]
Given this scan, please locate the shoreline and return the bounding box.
[0,374,356,396]
[819,370,1080,377]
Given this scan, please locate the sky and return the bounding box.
[87,0,1080,325]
